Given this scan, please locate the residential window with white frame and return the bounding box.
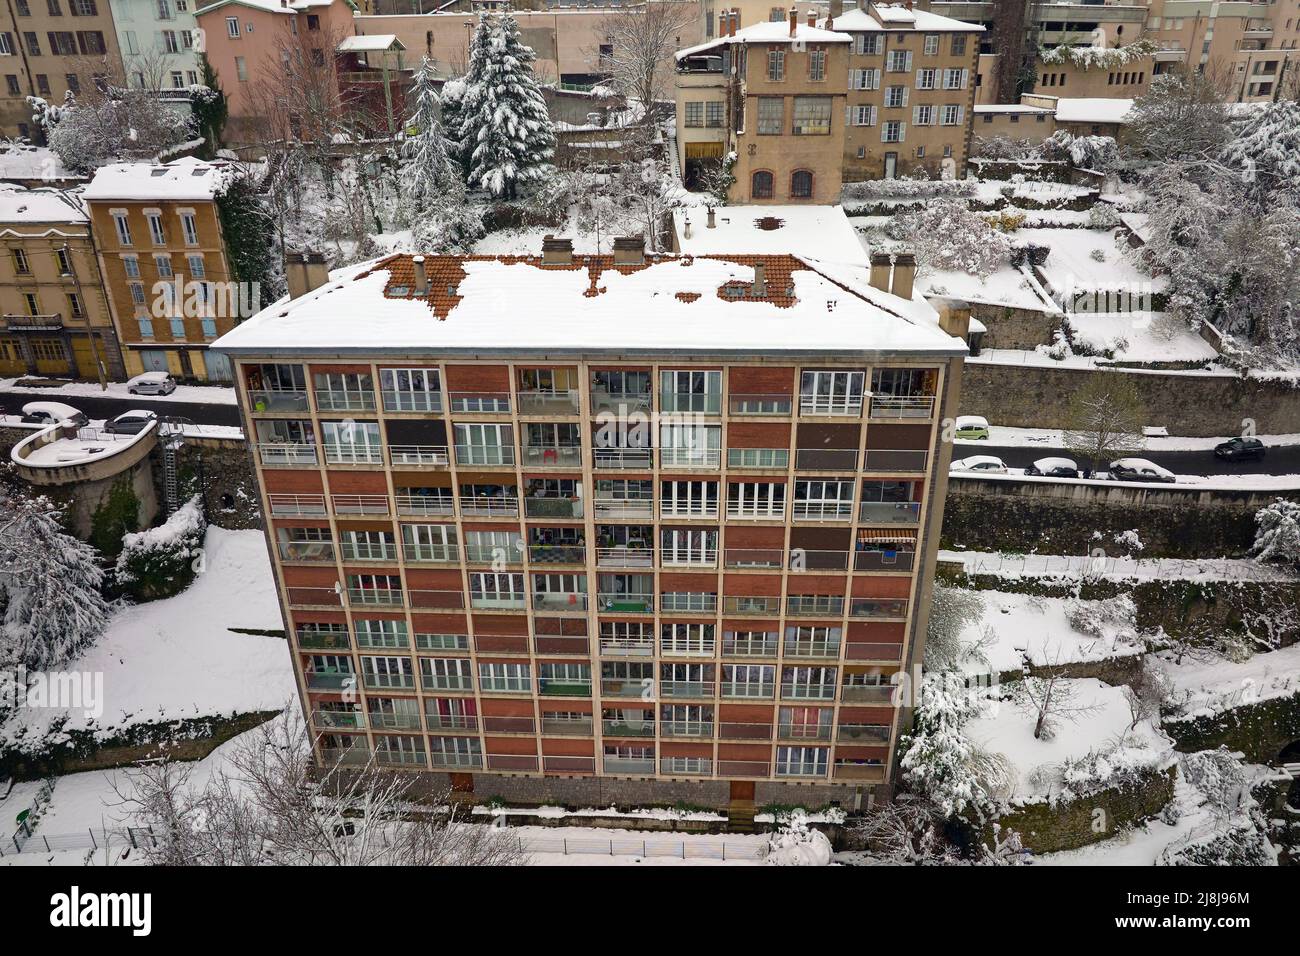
[112,212,131,245]
[886,49,911,72]
[791,95,831,134]
[727,481,785,518]
[850,67,879,90]
[180,211,198,245]
[951,34,967,56]
[162,29,178,53]
[661,623,715,656]
[659,422,721,467]
[454,422,513,466]
[380,367,441,411]
[914,104,934,125]
[856,34,882,55]
[852,104,877,126]
[767,48,784,80]
[659,369,720,413]
[186,254,205,277]
[705,100,724,127]
[479,662,531,692]
[941,104,963,125]
[793,479,854,519]
[660,527,718,565]
[226,16,239,37]
[799,370,865,414]
[153,254,172,278]
[808,48,825,81]
[722,663,774,696]
[885,85,907,108]
[146,212,165,245]
[660,480,718,518]
[923,34,939,55]
[684,101,703,127]
[757,96,783,134]
[470,572,525,607]
[883,120,905,143]
[943,68,968,89]
[776,745,829,776]
[916,67,936,89]
[781,665,838,699]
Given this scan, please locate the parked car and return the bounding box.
[1213,437,1266,462]
[954,415,990,440]
[127,371,177,396]
[1024,457,1079,478]
[950,455,1007,475]
[20,401,88,428]
[1108,458,1176,483]
[104,410,158,435]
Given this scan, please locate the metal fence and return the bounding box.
[941,551,1295,584]
[517,833,766,861]
[2,824,155,857]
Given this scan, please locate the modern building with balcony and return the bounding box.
[214,238,971,814]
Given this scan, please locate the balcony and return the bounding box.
[425,713,479,732]
[268,494,327,517]
[248,388,309,413]
[517,390,580,415]
[529,543,586,566]
[799,396,862,417]
[661,720,713,738]
[661,758,712,776]
[525,496,584,519]
[660,502,718,519]
[723,548,783,570]
[408,589,466,610]
[534,632,588,656]
[602,756,656,775]
[287,587,342,608]
[544,755,595,773]
[355,630,409,650]
[594,448,653,470]
[597,592,654,614]
[347,587,404,607]
[845,642,903,662]
[314,388,376,412]
[722,596,780,616]
[602,718,655,737]
[463,543,520,564]
[661,639,716,658]
[722,635,777,657]
[792,549,848,571]
[533,591,589,612]
[487,753,539,771]
[596,546,653,569]
[727,448,790,469]
[855,549,916,572]
[324,443,384,466]
[729,393,792,416]
[362,672,416,690]
[859,500,921,524]
[600,677,652,698]
[540,715,593,736]
[718,723,773,741]
[459,495,519,517]
[420,673,473,693]
[592,388,652,415]
[403,543,459,563]
[660,680,714,698]
[278,541,335,563]
[791,501,853,521]
[331,494,390,516]
[784,640,842,659]
[777,723,832,742]
[470,592,527,611]
[305,671,355,690]
[598,634,654,656]
[720,682,774,699]
[716,759,770,777]
[838,723,891,744]
[840,684,896,704]
[367,711,423,731]
[311,710,363,730]
[660,391,721,415]
[340,541,398,562]
[522,443,583,468]
[387,445,449,467]
[455,445,514,467]
[538,677,592,697]
[660,548,717,569]
[795,449,859,471]
[869,395,935,419]
[781,683,836,701]
[726,503,785,520]
[319,746,370,766]
[430,751,483,770]
[661,448,721,469]
[786,596,845,617]
[775,761,828,779]
[593,496,652,519]
[660,593,717,614]
[863,449,928,472]
[479,677,531,694]
[296,628,350,650]
[449,391,510,413]
[256,443,318,467]
[833,762,886,782]
[415,633,470,651]
[395,493,454,516]
[381,389,442,413]
[849,599,908,619]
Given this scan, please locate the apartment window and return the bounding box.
[800,370,865,414]
[914,104,934,126]
[123,254,140,278]
[809,48,825,81]
[951,34,967,56]
[886,49,911,72]
[882,120,905,143]
[757,96,783,134]
[916,67,936,90]
[70,0,94,13]
[201,318,217,339]
[226,16,239,38]
[130,281,146,306]
[186,254,205,278]
[705,100,724,127]
[61,292,82,319]
[35,73,49,94]
[55,247,71,274]
[75,30,105,54]
[790,169,813,199]
[157,0,171,17]
[885,85,907,108]
[856,34,882,55]
[684,101,703,127]
[180,212,198,245]
[850,67,879,90]
[235,56,247,81]
[776,745,828,777]
[168,317,184,338]
[47,0,61,14]
[12,249,28,274]
[915,145,925,159]
[942,68,968,89]
[15,0,29,14]
[113,213,132,245]
[0,33,13,56]
[791,96,831,135]
[22,32,38,55]
[940,104,962,126]
[923,34,939,56]
[4,75,17,95]
[768,6,782,20]
[728,481,785,518]
[22,293,38,315]
[767,48,785,81]
[137,317,153,338]
[153,254,173,278]
[307,13,319,29]
[660,480,718,518]
[65,73,79,93]
[162,30,178,53]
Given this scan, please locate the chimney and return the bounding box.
[707,206,717,229]
[807,10,817,27]
[542,235,574,266]
[892,253,917,300]
[868,252,892,292]
[933,296,972,341]
[718,10,727,37]
[751,260,767,297]
[285,251,329,300]
[613,235,646,266]
[412,254,428,295]
[905,0,913,10]
[729,9,737,36]
[789,6,798,37]
[827,0,842,29]
[683,214,693,239]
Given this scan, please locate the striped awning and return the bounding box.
[857,529,917,545]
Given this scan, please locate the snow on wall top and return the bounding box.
[1051,98,1135,125]
[0,186,87,225]
[82,156,226,202]
[213,253,968,358]
[672,205,869,266]
[828,5,986,33]
[676,22,851,61]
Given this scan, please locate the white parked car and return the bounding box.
[1108,458,1177,483]
[20,401,88,427]
[950,455,1008,475]
[127,371,177,395]
[104,409,158,435]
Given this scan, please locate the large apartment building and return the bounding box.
[213,241,970,811]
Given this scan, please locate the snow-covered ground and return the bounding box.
[955,423,1300,451]
[1161,643,1300,720]
[940,549,1298,583]
[1036,777,1210,866]
[0,377,238,405]
[1068,311,1218,364]
[0,527,293,751]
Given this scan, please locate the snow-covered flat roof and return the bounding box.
[827,5,986,33]
[338,34,405,53]
[196,0,332,15]
[1052,97,1135,125]
[0,186,86,225]
[82,156,226,202]
[214,252,968,359]
[974,104,1054,115]
[676,22,851,61]
[673,205,868,266]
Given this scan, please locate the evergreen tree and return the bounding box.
[192,54,229,159]
[217,164,280,307]
[0,494,110,670]
[461,11,556,199]
[437,76,470,178]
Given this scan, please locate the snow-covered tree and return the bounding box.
[460,12,556,199]
[0,494,110,669]
[886,198,1012,278]
[612,152,684,252]
[436,76,470,177]
[1253,498,1300,565]
[1219,99,1300,203]
[925,584,987,671]
[37,90,195,173]
[1037,129,1118,173]
[592,3,697,118]
[899,672,1010,819]
[114,496,205,601]
[1012,656,1103,740]
[1126,71,1231,163]
[1061,372,1144,474]
[400,58,485,252]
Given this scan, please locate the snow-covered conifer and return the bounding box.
[1253,498,1300,565]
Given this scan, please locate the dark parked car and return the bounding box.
[1108,458,1177,483]
[1214,437,1266,462]
[104,410,157,435]
[1024,457,1079,478]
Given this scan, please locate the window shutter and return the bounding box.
[904,51,913,70]
[881,123,888,143]
[901,86,909,106]
[899,121,907,142]
[845,104,852,125]
[915,69,923,87]
[956,105,965,124]
[912,105,922,125]
[960,68,969,88]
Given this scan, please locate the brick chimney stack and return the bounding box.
[789,6,797,36]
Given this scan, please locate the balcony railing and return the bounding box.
[367,711,423,731]
[778,723,833,742]
[455,445,514,467]
[833,762,887,782]
[660,680,714,698]
[522,444,583,468]
[425,713,479,732]
[381,389,442,413]
[849,599,908,619]
[528,544,586,565]
[319,746,370,766]
[859,500,921,523]
[517,390,580,415]
[726,503,786,520]
[863,449,928,472]
[430,751,483,770]
[722,636,778,657]
[602,756,656,774]
[845,642,904,662]
[838,723,891,743]
[538,677,592,697]
[661,758,713,776]
[661,720,714,738]
[479,677,532,694]
[718,722,774,741]
[596,546,654,569]
[855,550,916,572]
[287,587,342,608]
[305,671,354,690]
[314,389,376,412]
[722,596,780,616]
[395,493,454,516]
[598,634,655,656]
[727,448,790,469]
[660,391,721,414]
[533,591,589,612]
[421,673,474,692]
[541,715,593,735]
[840,684,897,704]
[449,391,510,413]
[340,541,398,562]
[524,497,584,519]
[278,541,335,562]
[362,672,416,690]
[268,493,327,516]
[787,596,845,617]
[489,753,540,773]
[388,445,450,467]
[723,548,783,569]
[331,494,390,516]
[716,759,770,777]
[660,593,717,614]
[415,633,470,651]
[591,389,651,414]
[544,755,596,773]
[593,448,653,469]
[720,681,774,699]
[775,761,829,779]
[248,388,310,413]
[600,677,652,697]
[256,443,318,467]
[408,589,466,610]
[602,718,655,737]
[470,592,528,611]
[869,395,935,419]
[661,639,716,658]
[463,543,521,564]
[403,544,459,563]
[791,501,854,521]
[660,548,717,568]
[311,710,363,730]
[593,496,653,519]
[660,502,718,519]
[784,640,842,659]
[459,495,519,517]
[729,393,793,416]
[661,448,721,468]
[597,591,654,614]
[799,396,863,416]
[348,587,404,607]
[296,628,350,650]
[324,443,384,465]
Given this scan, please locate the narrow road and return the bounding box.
[0,390,242,428]
[971,443,1299,477]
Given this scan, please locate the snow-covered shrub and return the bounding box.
[842,174,975,201]
[1087,202,1122,229]
[114,497,205,601]
[1037,130,1118,173]
[1218,99,1300,202]
[970,135,1036,161]
[1252,498,1300,565]
[925,584,986,671]
[985,209,1026,233]
[1066,593,1137,640]
[1112,529,1144,554]
[1089,248,1106,263]
[39,91,196,173]
[765,810,833,866]
[1053,737,1163,800]
[1038,39,1157,71]
[886,198,1012,278]
[1179,749,1251,820]
[1159,822,1274,866]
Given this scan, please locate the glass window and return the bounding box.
[791,96,830,135]
[757,96,783,134]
